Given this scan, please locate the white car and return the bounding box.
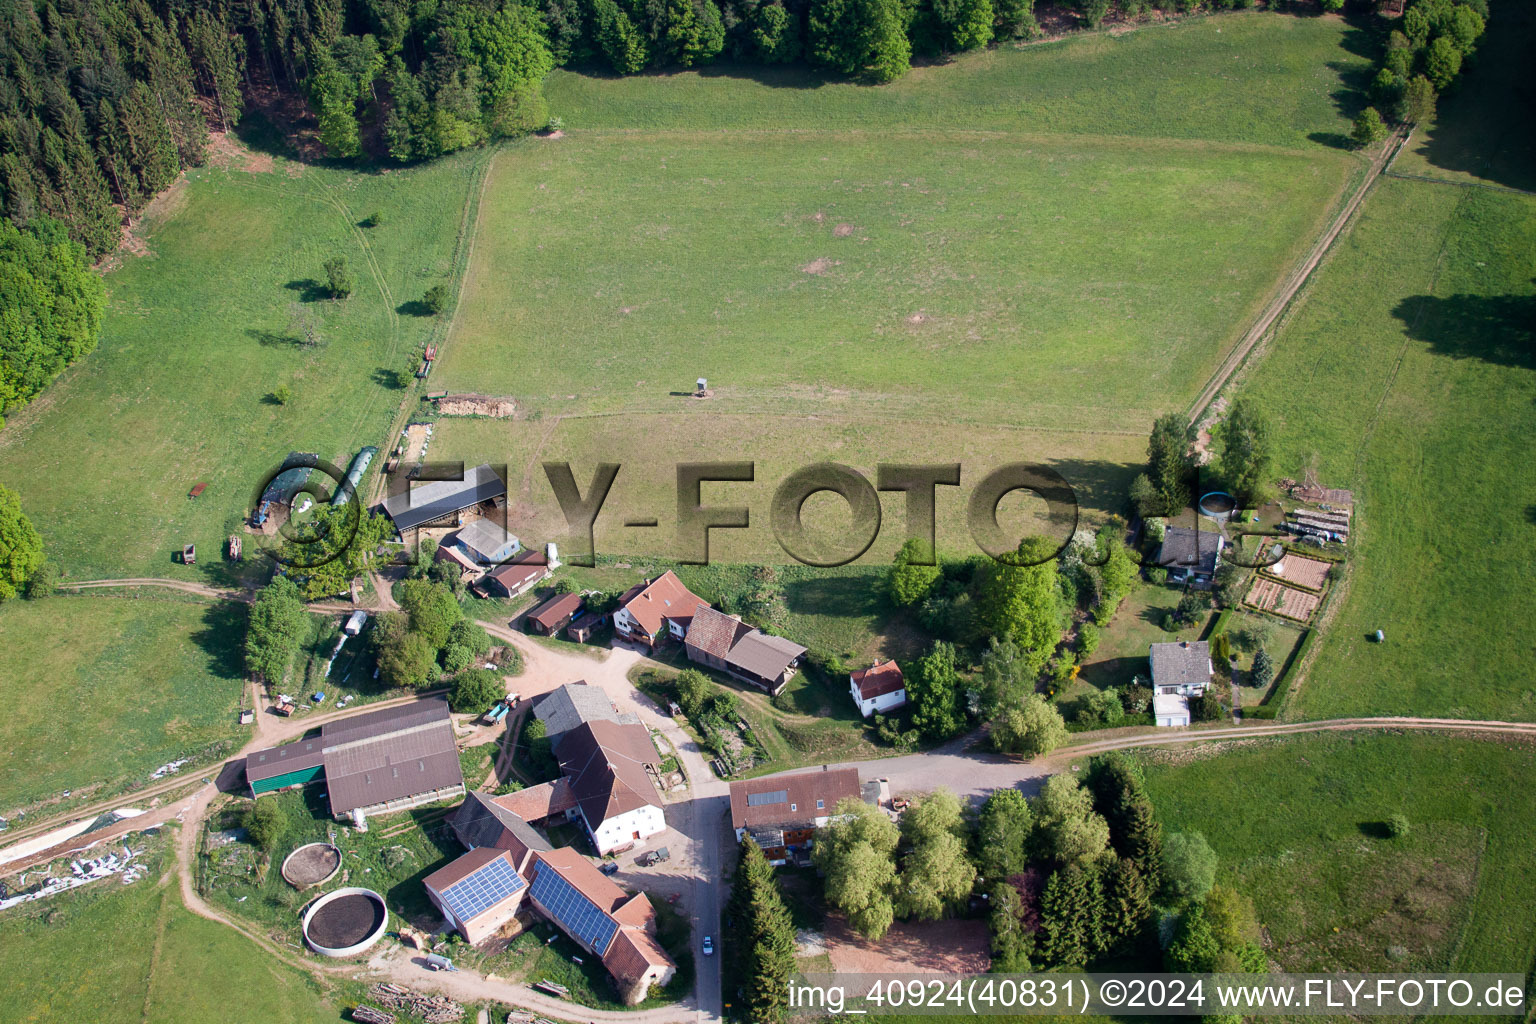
[701,935,714,956]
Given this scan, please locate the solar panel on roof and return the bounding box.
[441,856,526,924]
[529,863,618,954]
[746,789,788,807]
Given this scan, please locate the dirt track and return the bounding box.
[1185,129,1410,424]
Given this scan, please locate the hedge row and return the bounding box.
[1245,627,1316,720]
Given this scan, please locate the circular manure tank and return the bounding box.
[280,842,342,889]
[301,887,388,957]
[1197,491,1238,523]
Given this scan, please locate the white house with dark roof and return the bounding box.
[1148,640,1213,727]
[1156,526,1224,588]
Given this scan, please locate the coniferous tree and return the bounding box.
[728,838,797,1022]
[1036,864,1093,967]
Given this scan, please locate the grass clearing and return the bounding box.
[1236,180,1536,720]
[0,595,247,811]
[1139,732,1536,975]
[0,841,344,1024]
[0,148,486,581]
[430,411,1145,567]
[547,11,1368,148]
[441,131,1352,434]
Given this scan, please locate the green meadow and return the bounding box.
[0,846,346,1024]
[1141,732,1536,976]
[1237,180,1536,721]
[0,596,246,810]
[0,147,487,581]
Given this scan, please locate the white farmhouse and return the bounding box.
[849,660,907,717]
[1149,639,1214,727]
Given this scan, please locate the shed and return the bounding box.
[527,593,585,636]
[189,481,208,498]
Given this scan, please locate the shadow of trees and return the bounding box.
[1391,290,1536,369]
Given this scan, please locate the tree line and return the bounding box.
[1357,0,1487,143]
[6,0,1478,270]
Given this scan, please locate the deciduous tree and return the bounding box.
[0,483,44,602]
[974,788,1033,881]
[991,694,1067,757]
[895,789,976,921]
[814,798,900,939]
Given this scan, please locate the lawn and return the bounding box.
[1139,732,1536,977]
[439,131,1352,434]
[201,787,463,938]
[0,144,488,581]
[0,595,247,812]
[1235,179,1536,720]
[0,841,346,1024]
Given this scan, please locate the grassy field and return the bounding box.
[0,146,487,581]
[427,412,1146,565]
[0,843,346,1024]
[1235,179,1535,721]
[439,132,1351,431]
[1140,732,1536,977]
[0,595,247,811]
[547,11,1369,148]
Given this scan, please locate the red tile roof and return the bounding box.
[619,570,704,638]
[528,592,584,630]
[729,766,862,830]
[491,778,578,823]
[683,604,750,660]
[602,926,672,988]
[556,720,662,825]
[851,660,905,701]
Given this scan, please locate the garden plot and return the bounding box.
[1245,576,1320,623]
[1265,553,1331,591]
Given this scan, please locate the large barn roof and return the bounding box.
[381,463,507,531]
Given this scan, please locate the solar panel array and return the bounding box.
[529,863,618,954]
[442,855,526,924]
[746,789,788,807]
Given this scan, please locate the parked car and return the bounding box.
[599,861,619,876]
[702,935,714,956]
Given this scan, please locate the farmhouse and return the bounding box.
[684,605,807,695]
[244,697,465,823]
[533,682,636,746]
[478,550,553,599]
[849,660,907,717]
[424,810,675,1003]
[526,592,584,635]
[1148,640,1213,728]
[558,720,666,855]
[614,571,704,648]
[380,463,507,532]
[730,766,864,865]
[526,683,665,853]
[1156,526,1224,588]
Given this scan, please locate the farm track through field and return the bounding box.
[1185,130,1410,425]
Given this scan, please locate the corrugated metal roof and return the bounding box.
[724,631,806,681]
[382,464,507,531]
[245,738,325,783]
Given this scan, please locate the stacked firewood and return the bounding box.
[366,983,464,1023]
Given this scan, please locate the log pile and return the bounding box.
[367,983,464,1023]
[351,1006,395,1024]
